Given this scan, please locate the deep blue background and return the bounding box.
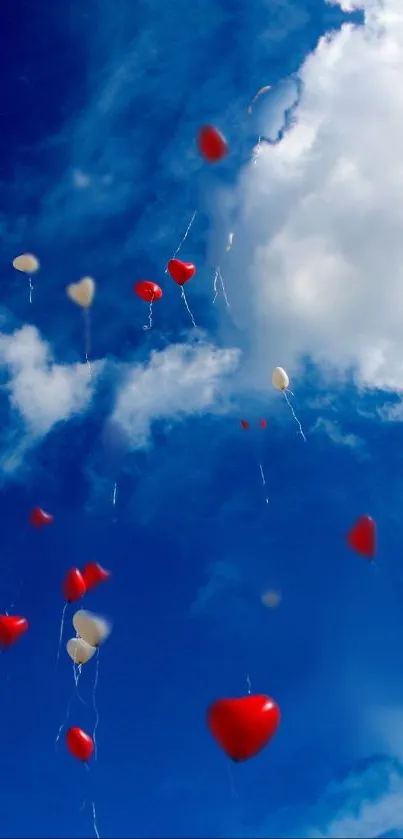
[5,1,403,838]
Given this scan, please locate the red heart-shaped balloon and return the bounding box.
[66,727,94,762]
[198,125,228,163]
[207,694,280,762]
[82,562,111,592]
[0,615,28,649]
[167,259,196,286]
[347,515,376,560]
[62,568,87,603]
[30,507,54,528]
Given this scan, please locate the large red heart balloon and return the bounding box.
[0,615,28,649]
[207,694,280,762]
[66,727,94,762]
[62,568,87,603]
[197,125,228,163]
[29,507,54,528]
[347,515,376,560]
[167,259,196,286]
[81,562,111,592]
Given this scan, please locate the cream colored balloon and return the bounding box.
[72,609,111,647]
[261,590,282,609]
[12,253,40,274]
[272,367,289,391]
[66,637,96,665]
[66,276,95,309]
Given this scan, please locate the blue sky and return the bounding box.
[3,0,403,837]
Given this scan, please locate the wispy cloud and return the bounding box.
[0,324,103,470]
[111,340,240,448]
[313,417,363,449]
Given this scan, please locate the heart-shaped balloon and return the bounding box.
[29,507,54,528]
[81,562,111,592]
[167,259,196,286]
[66,727,94,762]
[207,694,280,762]
[66,277,95,309]
[347,515,376,560]
[0,615,28,649]
[62,568,87,603]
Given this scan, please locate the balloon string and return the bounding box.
[83,310,92,379]
[73,661,87,705]
[142,297,154,331]
[245,673,252,694]
[112,481,117,507]
[227,763,240,801]
[165,210,197,271]
[212,267,219,304]
[55,602,68,668]
[283,390,306,442]
[92,649,100,761]
[55,663,83,748]
[28,275,33,304]
[180,287,197,328]
[258,462,269,505]
[55,690,74,749]
[212,266,230,307]
[84,764,101,839]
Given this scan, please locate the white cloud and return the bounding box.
[218,0,403,396]
[313,417,363,448]
[111,341,240,447]
[0,325,101,438]
[301,758,403,839]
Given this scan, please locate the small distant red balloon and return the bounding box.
[240,420,249,430]
[66,727,94,762]
[30,507,54,528]
[82,562,111,592]
[198,125,228,163]
[207,694,280,762]
[63,568,87,603]
[167,259,196,286]
[260,419,267,429]
[0,615,28,649]
[134,281,162,303]
[347,515,376,560]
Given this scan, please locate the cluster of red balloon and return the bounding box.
[27,504,112,764]
[133,125,227,328]
[61,562,111,762]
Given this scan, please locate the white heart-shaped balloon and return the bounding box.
[12,253,40,274]
[66,637,96,665]
[66,276,95,309]
[73,609,112,647]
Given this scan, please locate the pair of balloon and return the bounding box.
[66,609,111,658]
[65,694,280,765]
[12,256,96,310]
[63,562,110,603]
[134,258,196,304]
[240,419,267,430]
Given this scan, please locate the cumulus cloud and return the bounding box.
[300,757,403,839]
[0,324,101,438]
[218,0,403,394]
[111,341,239,447]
